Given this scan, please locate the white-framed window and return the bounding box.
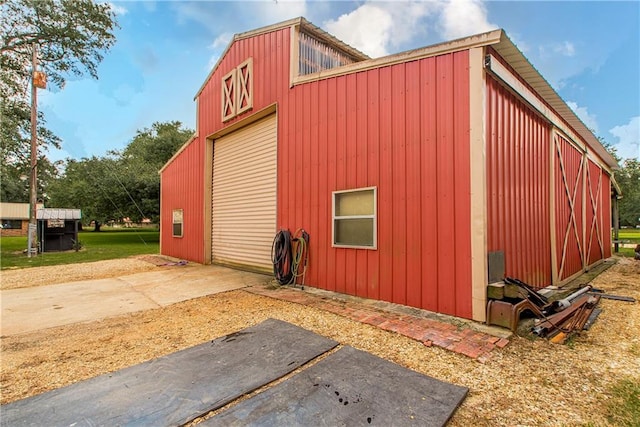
[172,209,183,238]
[332,187,377,249]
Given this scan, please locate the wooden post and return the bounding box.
[549,131,557,285]
[613,195,619,253]
[28,43,38,257]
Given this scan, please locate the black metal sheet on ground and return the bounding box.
[1,318,338,427]
[203,346,468,427]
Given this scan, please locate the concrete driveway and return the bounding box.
[1,265,271,336]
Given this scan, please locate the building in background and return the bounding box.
[37,208,82,252]
[0,203,43,237]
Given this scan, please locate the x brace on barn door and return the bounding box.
[586,162,604,263]
[555,134,585,281]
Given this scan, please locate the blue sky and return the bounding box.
[39,0,640,162]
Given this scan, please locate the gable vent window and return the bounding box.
[221,58,253,122]
[298,32,357,76]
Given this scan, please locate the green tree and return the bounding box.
[600,135,640,228]
[0,0,118,201]
[112,121,194,223]
[47,122,193,226]
[47,155,122,224]
[615,159,640,227]
[0,156,61,203]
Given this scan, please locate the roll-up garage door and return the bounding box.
[211,114,277,273]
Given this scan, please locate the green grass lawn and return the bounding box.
[613,228,640,257]
[605,377,640,427]
[0,227,159,269]
[617,228,640,242]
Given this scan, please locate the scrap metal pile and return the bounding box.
[488,277,636,344]
[530,284,601,344]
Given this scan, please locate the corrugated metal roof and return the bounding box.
[0,203,30,219]
[37,208,82,220]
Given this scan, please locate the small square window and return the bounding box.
[172,209,183,238]
[332,187,377,249]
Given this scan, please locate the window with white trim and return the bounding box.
[172,209,183,238]
[332,187,377,249]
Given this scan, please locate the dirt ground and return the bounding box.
[1,256,639,426]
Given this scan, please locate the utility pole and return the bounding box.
[28,43,39,257]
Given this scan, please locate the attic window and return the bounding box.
[221,58,253,122]
[298,32,357,76]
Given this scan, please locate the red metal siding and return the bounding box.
[198,29,291,139]
[279,51,472,319]
[486,76,551,288]
[160,137,205,263]
[161,29,292,263]
[585,158,605,266]
[554,133,584,281]
[162,25,615,318]
[163,28,473,319]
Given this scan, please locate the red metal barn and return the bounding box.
[160,18,617,322]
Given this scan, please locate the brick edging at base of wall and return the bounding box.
[245,284,510,362]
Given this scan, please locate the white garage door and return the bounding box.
[211,114,277,272]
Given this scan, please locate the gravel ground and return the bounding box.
[0,255,161,290]
[1,256,638,426]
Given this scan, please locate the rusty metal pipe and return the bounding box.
[554,285,593,311]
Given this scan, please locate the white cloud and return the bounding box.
[540,41,576,59]
[553,41,575,57]
[323,2,437,58]
[207,33,233,71]
[324,4,394,57]
[211,32,233,51]
[609,116,640,160]
[107,2,128,16]
[567,101,599,134]
[440,0,497,40]
[506,32,531,54]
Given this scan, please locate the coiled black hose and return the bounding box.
[271,229,293,285]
